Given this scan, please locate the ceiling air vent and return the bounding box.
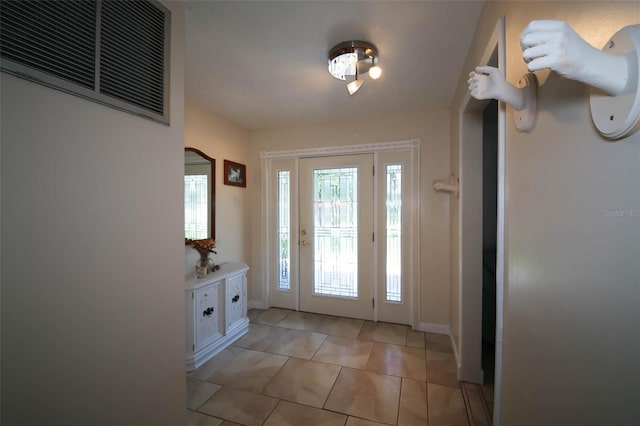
[0,0,170,125]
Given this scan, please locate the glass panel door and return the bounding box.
[312,166,358,298]
[277,170,291,291]
[385,164,402,302]
[376,151,412,325]
[299,154,374,319]
[269,159,298,310]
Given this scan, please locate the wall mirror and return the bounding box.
[185,148,215,240]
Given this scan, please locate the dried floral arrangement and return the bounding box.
[187,238,216,255]
[186,238,220,273]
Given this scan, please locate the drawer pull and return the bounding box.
[232,295,240,303]
[202,307,214,317]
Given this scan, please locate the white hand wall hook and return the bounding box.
[468,66,538,132]
[433,174,459,198]
[521,20,640,140]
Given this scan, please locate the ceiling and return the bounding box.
[185,1,485,130]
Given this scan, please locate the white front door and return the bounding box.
[266,143,419,326]
[298,154,374,320]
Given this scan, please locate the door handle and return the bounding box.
[300,240,311,246]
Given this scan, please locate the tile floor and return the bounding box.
[187,308,483,426]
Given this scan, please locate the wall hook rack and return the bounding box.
[433,174,459,198]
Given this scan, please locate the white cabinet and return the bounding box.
[185,262,249,371]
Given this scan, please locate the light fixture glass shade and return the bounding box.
[328,41,378,80]
[347,79,364,95]
[328,52,358,81]
[369,65,382,80]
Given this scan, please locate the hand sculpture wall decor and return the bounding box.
[468,20,640,139]
[433,174,459,198]
[469,66,525,110]
[520,20,629,97]
[468,66,538,132]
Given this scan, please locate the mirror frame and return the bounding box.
[185,147,216,240]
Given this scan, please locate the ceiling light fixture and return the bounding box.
[328,40,380,95]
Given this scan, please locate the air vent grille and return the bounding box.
[0,0,97,89]
[100,0,166,115]
[0,0,170,124]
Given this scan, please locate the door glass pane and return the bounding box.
[386,164,402,302]
[313,167,358,298]
[277,171,291,290]
[185,175,208,239]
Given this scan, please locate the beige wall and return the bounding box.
[249,109,451,326]
[1,2,187,424]
[184,102,251,274]
[450,1,640,424]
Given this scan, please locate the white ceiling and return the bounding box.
[185,0,485,130]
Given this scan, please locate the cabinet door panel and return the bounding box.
[226,274,245,330]
[195,284,221,348]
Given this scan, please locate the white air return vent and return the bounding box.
[0,0,170,124]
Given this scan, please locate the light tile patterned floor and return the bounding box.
[187,308,484,426]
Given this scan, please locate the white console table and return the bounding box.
[185,262,249,371]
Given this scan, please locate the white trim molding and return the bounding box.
[248,300,268,310]
[415,322,461,376]
[457,16,506,423]
[260,139,420,160]
[416,322,451,336]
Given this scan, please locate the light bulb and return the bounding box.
[369,65,382,80]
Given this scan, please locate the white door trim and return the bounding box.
[260,139,420,159]
[260,139,421,327]
[457,16,506,425]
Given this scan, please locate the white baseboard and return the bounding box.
[450,334,462,380]
[447,333,482,383]
[248,300,268,310]
[413,323,465,381]
[415,322,451,335]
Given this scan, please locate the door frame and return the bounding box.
[260,139,421,327]
[457,17,506,424]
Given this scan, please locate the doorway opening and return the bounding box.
[482,99,498,417]
[458,17,505,425]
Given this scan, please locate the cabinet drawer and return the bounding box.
[195,284,222,349]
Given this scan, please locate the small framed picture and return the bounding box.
[223,160,246,187]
